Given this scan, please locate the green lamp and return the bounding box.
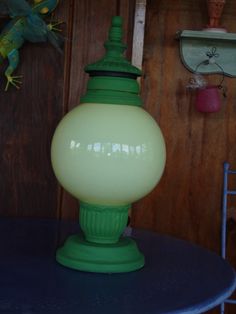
[51,16,166,273]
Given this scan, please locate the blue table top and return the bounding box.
[0,218,235,314]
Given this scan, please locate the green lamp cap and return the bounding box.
[81,16,143,106]
[84,16,142,78]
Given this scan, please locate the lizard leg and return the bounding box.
[5,49,22,91]
[47,21,64,32]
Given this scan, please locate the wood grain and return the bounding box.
[0,0,68,218]
[132,0,147,70]
[0,0,136,220]
[131,1,236,313]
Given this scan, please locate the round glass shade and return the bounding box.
[51,103,166,206]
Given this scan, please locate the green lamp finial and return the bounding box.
[81,16,143,106]
[107,16,124,42]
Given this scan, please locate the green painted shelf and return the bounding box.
[177,30,236,77]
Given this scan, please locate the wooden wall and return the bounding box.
[131,1,236,313]
[0,0,135,219]
[0,1,236,313]
[133,0,236,254]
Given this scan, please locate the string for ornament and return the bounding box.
[187,47,227,97]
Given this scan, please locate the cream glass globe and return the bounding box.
[51,102,166,206]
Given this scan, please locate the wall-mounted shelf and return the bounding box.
[177,30,236,77]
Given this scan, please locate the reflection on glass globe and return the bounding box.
[51,103,165,206]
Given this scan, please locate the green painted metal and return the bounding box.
[56,201,145,272]
[85,16,141,76]
[0,0,61,90]
[81,16,143,106]
[56,234,145,273]
[177,30,236,77]
[81,76,142,106]
[79,202,130,244]
[56,202,144,273]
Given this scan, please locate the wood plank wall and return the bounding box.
[0,1,236,313]
[131,1,236,313]
[0,0,135,219]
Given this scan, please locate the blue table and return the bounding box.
[0,218,235,314]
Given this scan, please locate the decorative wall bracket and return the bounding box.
[177,30,236,77]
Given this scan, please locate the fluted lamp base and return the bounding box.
[56,235,144,273]
[56,202,144,273]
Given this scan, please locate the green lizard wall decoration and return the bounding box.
[0,0,63,91]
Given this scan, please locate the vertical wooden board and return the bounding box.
[131,0,146,70]
[0,0,69,218]
[119,0,136,60]
[59,0,137,219]
[66,0,118,110]
[132,0,236,263]
[132,4,236,313]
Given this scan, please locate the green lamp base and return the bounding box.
[56,234,145,273]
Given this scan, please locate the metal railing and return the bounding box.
[221,162,236,314]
